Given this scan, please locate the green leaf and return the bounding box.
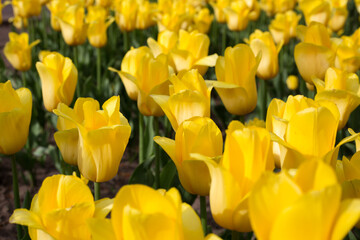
[159,160,177,190]
[128,162,154,187]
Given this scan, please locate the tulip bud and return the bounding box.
[286,75,298,90]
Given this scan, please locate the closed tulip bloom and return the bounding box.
[154,117,223,196]
[212,44,260,115]
[12,0,41,18]
[86,6,114,48]
[47,0,67,32]
[246,30,282,80]
[193,8,213,34]
[294,22,335,84]
[334,35,360,73]
[203,121,273,232]
[313,67,360,129]
[114,0,137,32]
[299,0,331,26]
[54,96,132,182]
[259,0,297,16]
[136,1,157,30]
[269,11,301,45]
[152,70,212,131]
[328,0,348,33]
[0,81,32,155]
[147,30,178,58]
[4,32,40,72]
[88,185,221,240]
[286,75,299,90]
[10,174,113,240]
[169,30,218,76]
[58,5,88,46]
[224,1,250,31]
[209,0,231,23]
[249,163,360,240]
[36,52,78,112]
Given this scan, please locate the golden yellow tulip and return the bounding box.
[12,0,41,18]
[269,10,301,45]
[54,96,131,182]
[209,0,231,23]
[46,0,66,32]
[223,1,250,31]
[4,32,40,72]
[259,0,297,16]
[88,184,221,240]
[58,5,88,46]
[246,30,282,80]
[201,121,274,232]
[86,5,114,48]
[169,30,218,75]
[36,52,78,112]
[328,1,348,33]
[333,35,360,73]
[147,30,178,57]
[154,117,223,196]
[113,0,137,32]
[212,44,260,115]
[249,161,360,240]
[294,22,335,84]
[298,0,331,26]
[151,70,212,131]
[135,1,157,30]
[0,80,32,155]
[313,67,360,129]
[286,75,299,90]
[193,8,214,34]
[10,174,113,240]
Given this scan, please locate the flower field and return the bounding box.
[1,0,360,239]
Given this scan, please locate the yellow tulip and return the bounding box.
[313,67,360,129]
[110,47,170,116]
[201,121,274,232]
[223,1,250,31]
[193,8,214,34]
[246,30,282,80]
[4,32,40,72]
[151,70,212,131]
[356,0,360,13]
[58,5,88,46]
[86,5,114,48]
[298,0,331,26]
[0,80,32,155]
[95,0,112,8]
[328,0,348,33]
[8,15,28,30]
[209,0,231,23]
[147,30,178,58]
[333,35,360,73]
[269,10,301,45]
[88,184,221,240]
[294,22,335,84]
[12,0,41,18]
[113,0,137,32]
[36,52,78,112]
[212,44,260,115]
[9,174,113,240]
[249,161,360,240]
[286,75,298,90]
[135,1,157,30]
[169,30,218,75]
[46,0,66,32]
[259,0,297,16]
[54,96,132,182]
[154,117,223,196]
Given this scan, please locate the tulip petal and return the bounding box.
[153,136,176,163]
[9,209,43,229]
[54,128,79,166]
[194,54,218,67]
[88,218,116,240]
[332,199,360,240]
[94,198,113,219]
[181,203,204,240]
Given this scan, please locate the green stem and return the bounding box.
[139,112,144,164]
[21,71,26,88]
[96,47,101,95]
[12,156,22,240]
[234,31,240,45]
[222,24,226,54]
[260,80,268,120]
[73,46,80,97]
[200,196,207,235]
[41,7,48,49]
[232,231,240,240]
[94,182,100,201]
[154,117,160,189]
[123,31,129,53]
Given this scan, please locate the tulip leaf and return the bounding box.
[159,160,177,190]
[128,162,155,187]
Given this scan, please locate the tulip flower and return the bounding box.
[151,70,212,131]
[269,10,301,45]
[113,0,137,32]
[169,30,218,76]
[36,52,78,112]
[328,0,348,33]
[154,117,223,196]
[193,8,213,34]
[209,0,231,23]
[211,44,260,115]
[86,6,114,48]
[88,184,221,240]
[286,75,299,90]
[10,174,113,240]
[58,5,88,46]
[246,30,282,80]
[259,0,297,16]
[298,0,331,26]
[3,32,40,72]
[47,0,67,32]
[147,30,178,58]
[249,162,360,240]
[294,22,335,84]
[135,1,157,30]
[0,80,32,155]
[54,96,132,182]
[333,35,360,73]
[110,47,170,116]
[12,0,41,18]
[200,121,274,232]
[223,1,250,31]
[313,67,360,129]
